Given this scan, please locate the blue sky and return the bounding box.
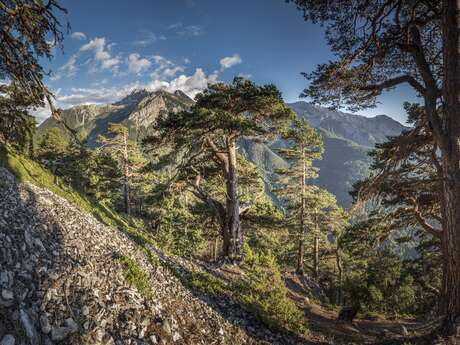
[37,0,418,124]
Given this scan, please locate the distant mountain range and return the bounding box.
[38,90,407,206]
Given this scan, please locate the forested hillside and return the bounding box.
[37,92,407,206]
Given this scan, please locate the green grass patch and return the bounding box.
[119,255,152,298]
[189,271,227,296]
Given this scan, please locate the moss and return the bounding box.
[119,255,152,298]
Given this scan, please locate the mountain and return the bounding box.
[37,90,407,206]
[38,89,194,146]
[240,102,407,206]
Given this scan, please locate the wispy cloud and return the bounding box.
[168,23,204,37]
[150,55,184,80]
[70,31,87,40]
[133,30,166,47]
[127,53,151,74]
[50,54,79,80]
[220,53,242,70]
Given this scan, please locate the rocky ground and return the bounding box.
[0,167,320,345]
[0,168,252,345]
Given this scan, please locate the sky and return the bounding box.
[36,0,419,125]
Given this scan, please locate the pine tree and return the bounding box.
[303,186,338,279]
[0,1,66,115]
[97,123,146,215]
[274,118,323,274]
[288,0,460,332]
[146,77,294,262]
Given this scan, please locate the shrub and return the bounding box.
[236,244,308,335]
[189,271,226,296]
[119,255,152,298]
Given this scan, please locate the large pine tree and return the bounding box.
[275,118,323,274]
[148,78,294,262]
[288,0,460,333]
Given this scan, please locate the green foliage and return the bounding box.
[119,255,152,298]
[0,1,65,105]
[342,243,420,316]
[189,271,226,296]
[237,244,308,335]
[150,190,207,257]
[0,85,37,153]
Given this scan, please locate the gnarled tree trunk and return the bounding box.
[222,136,243,262]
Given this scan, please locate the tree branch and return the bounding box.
[361,75,425,95]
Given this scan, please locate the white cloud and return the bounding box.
[150,55,184,80]
[165,68,218,97]
[168,23,183,30]
[50,54,78,80]
[80,37,105,53]
[30,104,52,124]
[102,57,120,69]
[134,31,165,47]
[80,37,120,72]
[51,68,218,111]
[179,25,204,36]
[237,73,252,79]
[169,23,204,37]
[220,54,242,71]
[71,32,86,40]
[127,53,151,74]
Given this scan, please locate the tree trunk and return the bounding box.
[439,0,460,335]
[297,145,306,274]
[313,234,319,279]
[122,131,131,215]
[336,244,343,305]
[223,136,243,262]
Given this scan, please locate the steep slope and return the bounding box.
[1,145,333,345]
[1,158,316,344]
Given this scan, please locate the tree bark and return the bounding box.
[438,0,460,335]
[297,144,306,274]
[313,234,319,279]
[122,130,131,215]
[336,243,343,305]
[222,136,243,262]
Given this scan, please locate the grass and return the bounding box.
[0,144,159,248]
[119,255,152,298]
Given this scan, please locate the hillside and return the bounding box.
[37,91,407,206]
[0,147,441,345]
[0,147,307,345]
